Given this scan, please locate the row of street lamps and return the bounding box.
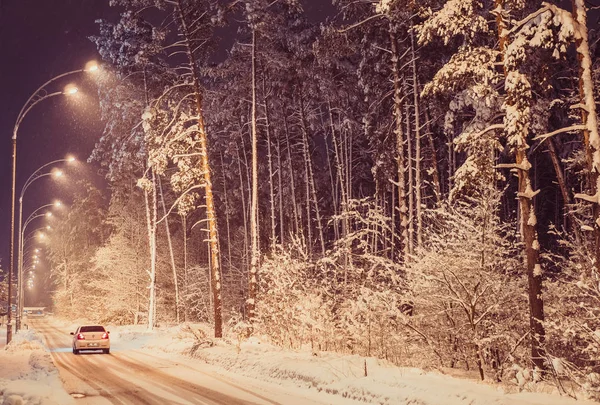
[16,163,71,332]
[6,61,99,343]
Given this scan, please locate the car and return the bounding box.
[70,325,110,354]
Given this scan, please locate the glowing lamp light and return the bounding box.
[45,212,53,218]
[53,170,63,178]
[85,61,99,72]
[64,84,78,95]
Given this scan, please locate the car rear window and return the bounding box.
[80,326,106,333]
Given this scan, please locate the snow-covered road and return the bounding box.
[31,319,332,405]
[4,318,597,405]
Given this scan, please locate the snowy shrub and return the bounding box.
[337,287,411,364]
[183,264,212,323]
[89,232,148,324]
[544,230,600,399]
[408,190,528,380]
[255,243,334,350]
[318,198,409,360]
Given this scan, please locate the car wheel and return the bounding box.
[73,348,79,355]
[103,348,110,354]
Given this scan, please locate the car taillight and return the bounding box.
[76,333,85,340]
[101,333,109,339]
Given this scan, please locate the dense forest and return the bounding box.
[29,0,600,397]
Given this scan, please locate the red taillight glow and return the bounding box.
[76,333,85,340]
[101,333,109,339]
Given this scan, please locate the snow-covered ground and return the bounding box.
[0,318,598,405]
[0,328,75,405]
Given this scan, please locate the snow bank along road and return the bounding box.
[30,319,329,405]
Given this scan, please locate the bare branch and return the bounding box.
[337,14,384,33]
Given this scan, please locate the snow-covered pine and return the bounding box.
[44,183,108,319]
[418,0,550,372]
[106,0,224,337]
[390,26,410,263]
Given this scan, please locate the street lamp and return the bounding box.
[7,62,97,343]
[15,159,71,333]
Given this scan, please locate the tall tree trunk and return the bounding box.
[301,103,313,257]
[497,0,545,370]
[411,28,423,248]
[391,184,396,260]
[276,129,285,245]
[143,169,157,331]
[236,142,250,272]
[175,0,222,337]
[219,151,233,268]
[425,108,442,204]
[182,214,188,322]
[141,66,156,331]
[329,102,350,290]
[447,132,455,195]
[299,94,326,256]
[158,176,180,324]
[283,107,301,237]
[323,112,339,241]
[390,27,409,263]
[262,76,277,246]
[404,80,415,256]
[247,28,259,324]
[546,138,581,243]
[571,0,600,274]
[242,123,254,247]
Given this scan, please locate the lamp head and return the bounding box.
[45,212,52,218]
[66,155,76,163]
[85,61,99,72]
[53,169,63,178]
[54,201,62,207]
[64,84,78,95]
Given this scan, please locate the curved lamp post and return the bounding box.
[17,201,62,331]
[7,61,97,343]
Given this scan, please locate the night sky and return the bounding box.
[0,1,334,282]
[0,0,118,283]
